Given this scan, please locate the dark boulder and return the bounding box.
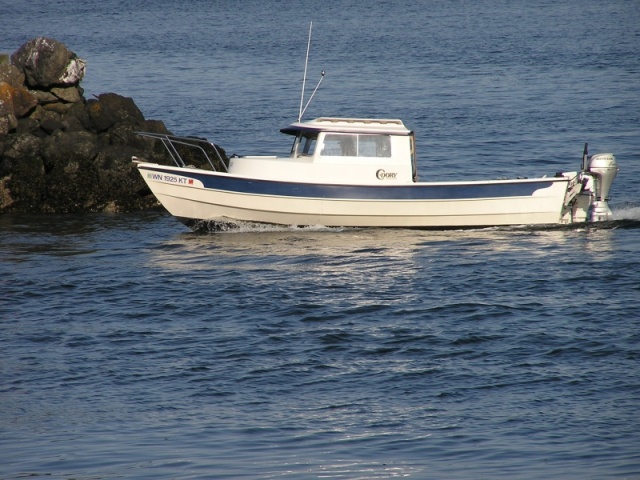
[87,93,145,133]
[0,64,25,88]
[0,82,38,135]
[10,37,86,88]
[0,133,46,212]
[0,133,44,175]
[62,102,93,132]
[51,85,83,103]
[0,37,228,214]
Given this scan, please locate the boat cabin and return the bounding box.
[228,117,418,185]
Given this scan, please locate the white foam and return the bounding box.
[612,205,640,221]
[195,219,345,234]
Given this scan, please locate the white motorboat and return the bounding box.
[133,116,618,230]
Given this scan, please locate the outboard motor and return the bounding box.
[588,152,618,221]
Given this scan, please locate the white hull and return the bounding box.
[137,163,579,228]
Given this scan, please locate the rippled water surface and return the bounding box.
[2,0,640,478]
[3,212,640,479]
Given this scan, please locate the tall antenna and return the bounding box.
[298,22,313,122]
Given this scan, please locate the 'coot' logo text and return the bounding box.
[376,169,397,180]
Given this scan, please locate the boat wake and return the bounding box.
[612,205,640,222]
[186,204,640,235]
[503,204,640,233]
[189,218,345,234]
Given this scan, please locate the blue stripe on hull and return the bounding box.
[141,165,557,200]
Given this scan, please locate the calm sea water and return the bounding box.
[2,0,640,478]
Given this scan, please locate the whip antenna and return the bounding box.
[298,22,313,122]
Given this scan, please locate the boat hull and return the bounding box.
[137,163,576,228]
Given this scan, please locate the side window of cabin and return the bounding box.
[293,134,318,156]
[360,135,391,158]
[301,135,316,155]
[322,134,354,156]
[320,134,391,158]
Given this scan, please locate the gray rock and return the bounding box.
[0,82,38,121]
[51,86,83,103]
[0,64,25,88]
[87,93,145,132]
[11,37,86,88]
[32,89,58,104]
[0,133,44,174]
[0,114,18,137]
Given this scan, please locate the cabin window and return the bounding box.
[292,133,318,156]
[320,134,391,158]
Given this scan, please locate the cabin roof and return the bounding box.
[281,117,412,136]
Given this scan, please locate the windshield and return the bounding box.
[291,133,318,156]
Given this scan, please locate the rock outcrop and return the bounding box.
[0,37,227,214]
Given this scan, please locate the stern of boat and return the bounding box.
[560,148,619,224]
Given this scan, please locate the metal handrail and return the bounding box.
[136,132,228,173]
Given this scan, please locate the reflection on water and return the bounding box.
[142,216,628,319]
[150,221,622,268]
[2,209,636,270]
[0,210,634,318]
